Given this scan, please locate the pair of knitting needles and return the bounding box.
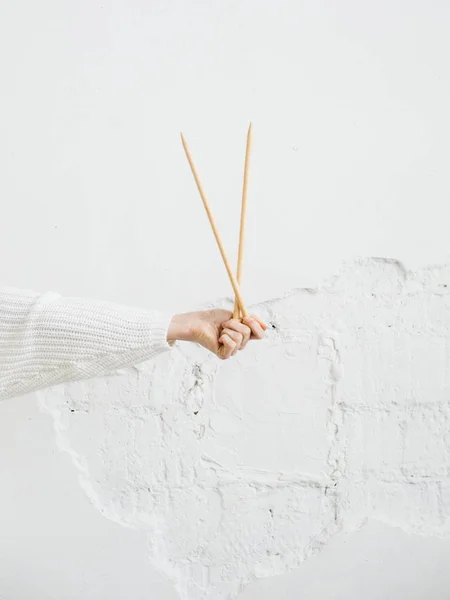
[180,124,253,321]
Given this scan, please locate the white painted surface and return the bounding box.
[1,1,450,599]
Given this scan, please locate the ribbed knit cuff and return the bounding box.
[152,312,177,352]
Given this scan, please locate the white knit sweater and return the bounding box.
[0,287,173,401]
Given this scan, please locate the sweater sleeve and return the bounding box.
[0,287,174,401]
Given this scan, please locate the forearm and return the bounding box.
[0,287,173,401]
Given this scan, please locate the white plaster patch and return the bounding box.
[39,258,450,599]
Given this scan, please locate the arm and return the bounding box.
[0,288,266,402]
[0,287,173,401]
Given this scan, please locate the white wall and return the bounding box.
[1,1,450,599]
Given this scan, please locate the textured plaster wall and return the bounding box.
[2,0,450,598]
[39,259,450,599]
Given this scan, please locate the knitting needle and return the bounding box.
[180,133,248,318]
[233,122,253,320]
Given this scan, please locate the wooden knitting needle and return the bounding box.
[233,122,253,319]
[180,133,248,318]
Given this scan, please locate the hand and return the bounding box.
[167,309,266,360]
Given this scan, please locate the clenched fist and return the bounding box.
[167,309,266,359]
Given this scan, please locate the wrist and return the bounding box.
[167,314,193,342]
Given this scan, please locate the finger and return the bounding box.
[256,319,267,331]
[222,315,267,331]
[250,315,267,331]
[222,328,242,356]
[218,334,237,360]
[242,316,265,340]
[218,333,237,360]
[221,320,251,349]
